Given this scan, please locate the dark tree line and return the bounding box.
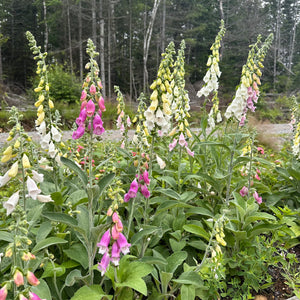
[0,0,299,100]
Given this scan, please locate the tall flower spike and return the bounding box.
[72,39,105,140]
[225,33,273,124]
[145,42,175,136]
[290,96,300,159]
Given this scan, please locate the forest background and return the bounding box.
[0,0,299,113]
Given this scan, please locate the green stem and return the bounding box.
[178,146,183,194]
[127,197,136,237]
[148,136,155,176]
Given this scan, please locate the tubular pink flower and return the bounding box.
[239,186,248,197]
[26,271,40,286]
[116,219,123,232]
[128,179,138,198]
[141,184,150,198]
[97,229,111,254]
[112,212,120,223]
[255,173,261,181]
[126,116,131,127]
[80,100,87,111]
[93,114,105,135]
[169,138,178,152]
[178,133,187,147]
[14,270,24,287]
[29,292,44,300]
[76,109,87,126]
[0,285,8,300]
[124,193,131,202]
[253,191,262,204]
[86,100,95,117]
[111,242,120,266]
[90,84,96,95]
[19,295,28,300]
[111,224,120,240]
[257,147,264,154]
[72,126,85,140]
[142,170,150,185]
[98,252,110,276]
[116,233,131,255]
[98,96,106,112]
[80,90,87,101]
[185,146,194,157]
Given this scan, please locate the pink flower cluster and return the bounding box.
[239,87,259,126]
[72,81,106,139]
[169,132,194,157]
[124,169,151,202]
[97,213,131,275]
[239,185,262,204]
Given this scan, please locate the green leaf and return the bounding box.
[51,191,64,205]
[157,200,192,212]
[31,279,52,300]
[244,212,276,228]
[160,271,173,294]
[41,262,66,278]
[116,277,148,296]
[186,207,213,217]
[71,285,112,300]
[158,176,177,189]
[180,191,197,202]
[139,256,167,266]
[118,287,134,300]
[60,156,88,186]
[36,221,52,243]
[166,251,187,273]
[187,240,207,250]
[65,269,82,287]
[42,212,78,227]
[181,284,195,300]
[63,243,89,269]
[174,271,204,287]
[131,226,160,245]
[169,239,186,252]
[0,231,13,242]
[97,172,115,197]
[32,237,68,253]
[157,188,181,200]
[183,224,210,241]
[68,189,88,206]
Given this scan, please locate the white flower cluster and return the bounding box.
[37,121,62,159]
[224,83,248,121]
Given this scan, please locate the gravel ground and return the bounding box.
[0,124,292,148]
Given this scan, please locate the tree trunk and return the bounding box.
[273,0,281,89]
[0,44,3,84]
[66,0,73,73]
[92,0,97,44]
[43,0,48,52]
[129,0,132,101]
[107,0,112,99]
[78,0,83,81]
[161,0,166,52]
[143,0,161,93]
[288,1,299,72]
[99,0,106,98]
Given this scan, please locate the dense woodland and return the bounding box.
[0,0,299,102]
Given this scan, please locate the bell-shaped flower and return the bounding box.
[86,100,95,117]
[128,179,138,198]
[98,96,106,112]
[185,146,194,157]
[97,252,110,276]
[116,233,131,255]
[27,176,41,200]
[142,170,150,185]
[51,126,62,142]
[253,191,262,204]
[72,126,85,140]
[111,242,120,266]
[26,271,40,286]
[14,270,24,287]
[36,194,53,203]
[0,170,11,187]
[239,186,248,197]
[169,138,177,152]
[22,154,31,169]
[40,132,51,150]
[48,141,57,158]
[111,224,120,240]
[29,292,45,300]
[115,219,123,232]
[8,161,19,178]
[126,116,131,127]
[0,285,8,300]
[97,230,111,254]
[140,184,150,198]
[124,193,131,203]
[80,90,87,101]
[156,155,166,169]
[3,191,19,216]
[90,84,96,95]
[76,109,87,126]
[19,294,28,300]
[93,114,105,135]
[178,133,187,147]
[31,170,44,183]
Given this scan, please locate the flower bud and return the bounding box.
[27,271,40,286]
[14,270,24,287]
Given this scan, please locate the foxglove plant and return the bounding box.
[225,34,273,125]
[197,20,225,129]
[114,86,131,148]
[290,96,300,159]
